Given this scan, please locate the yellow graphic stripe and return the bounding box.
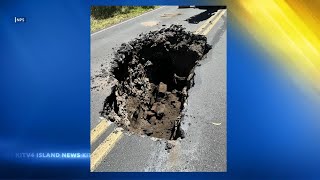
[230,0,320,93]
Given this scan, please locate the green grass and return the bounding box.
[91,6,159,33]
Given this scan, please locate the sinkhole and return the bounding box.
[101,25,211,140]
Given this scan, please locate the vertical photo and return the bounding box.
[90,5,226,172]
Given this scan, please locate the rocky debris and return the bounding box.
[149,116,157,125]
[143,129,153,136]
[165,141,175,152]
[158,82,167,94]
[100,25,211,140]
[151,102,165,118]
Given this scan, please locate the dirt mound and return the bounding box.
[101,25,211,140]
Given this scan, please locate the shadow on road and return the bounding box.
[185,6,226,24]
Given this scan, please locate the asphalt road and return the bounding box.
[90,6,226,172]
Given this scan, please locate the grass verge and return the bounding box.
[91,6,159,33]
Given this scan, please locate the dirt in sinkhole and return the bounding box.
[99,25,212,140]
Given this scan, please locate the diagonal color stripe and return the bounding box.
[230,0,320,94]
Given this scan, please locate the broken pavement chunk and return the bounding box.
[165,141,175,152]
[151,102,159,112]
[146,111,155,118]
[149,116,157,125]
[143,129,153,136]
[158,82,167,93]
[156,104,165,118]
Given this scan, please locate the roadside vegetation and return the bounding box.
[91,6,158,33]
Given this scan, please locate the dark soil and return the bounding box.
[100,25,211,140]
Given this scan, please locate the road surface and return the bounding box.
[90,6,226,172]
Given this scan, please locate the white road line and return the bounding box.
[91,6,165,36]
